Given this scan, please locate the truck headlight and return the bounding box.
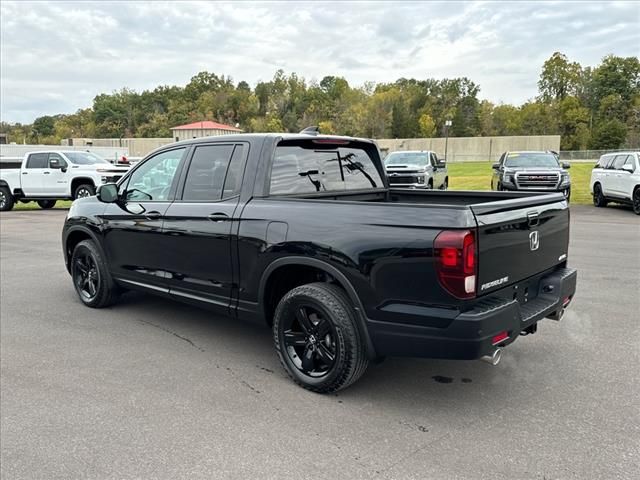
[561,173,570,184]
[504,174,515,184]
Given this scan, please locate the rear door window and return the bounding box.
[181,144,235,202]
[612,155,629,170]
[270,140,384,195]
[26,153,48,168]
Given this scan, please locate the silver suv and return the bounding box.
[384,151,448,189]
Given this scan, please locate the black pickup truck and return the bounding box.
[62,132,577,392]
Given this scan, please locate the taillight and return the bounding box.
[434,229,477,299]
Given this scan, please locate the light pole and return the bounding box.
[444,120,452,162]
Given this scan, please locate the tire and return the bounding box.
[427,179,433,190]
[71,240,119,308]
[273,282,369,393]
[37,200,57,209]
[593,183,607,208]
[0,186,15,211]
[74,183,95,200]
[442,177,448,190]
[633,188,640,215]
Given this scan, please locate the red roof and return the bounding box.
[171,121,242,131]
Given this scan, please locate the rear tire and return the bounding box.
[441,178,449,190]
[593,184,607,207]
[633,188,640,215]
[0,186,15,211]
[71,240,119,308]
[74,184,95,200]
[273,282,369,393]
[37,200,57,209]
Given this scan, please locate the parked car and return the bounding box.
[590,152,640,215]
[0,150,130,211]
[491,151,571,201]
[384,150,448,189]
[62,132,577,393]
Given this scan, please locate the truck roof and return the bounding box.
[168,133,377,149]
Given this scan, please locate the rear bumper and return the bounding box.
[368,267,577,360]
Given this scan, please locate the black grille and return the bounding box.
[388,175,416,184]
[516,173,559,188]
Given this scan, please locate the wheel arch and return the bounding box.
[259,256,377,358]
[64,226,104,273]
[70,177,96,194]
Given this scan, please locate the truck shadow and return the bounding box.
[114,290,550,411]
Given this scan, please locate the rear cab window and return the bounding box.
[269,139,384,195]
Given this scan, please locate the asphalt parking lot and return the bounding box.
[1,205,638,479]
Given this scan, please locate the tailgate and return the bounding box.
[471,196,569,296]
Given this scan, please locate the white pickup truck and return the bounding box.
[0,150,129,211]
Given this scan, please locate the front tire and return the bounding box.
[37,200,57,209]
[593,184,607,208]
[71,240,119,308]
[633,188,640,215]
[273,282,369,393]
[0,186,15,211]
[74,184,95,200]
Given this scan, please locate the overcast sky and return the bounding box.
[1,1,638,124]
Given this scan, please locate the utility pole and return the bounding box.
[444,120,452,161]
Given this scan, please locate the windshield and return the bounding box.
[385,152,429,166]
[504,152,559,168]
[64,152,110,165]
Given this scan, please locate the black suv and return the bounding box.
[62,133,576,392]
[491,151,572,201]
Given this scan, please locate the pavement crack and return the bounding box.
[137,319,205,352]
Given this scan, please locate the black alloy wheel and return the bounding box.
[73,249,100,302]
[593,184,607,208]
[282,305,338,378]
[273,282,369,393]
[70,240,119,308]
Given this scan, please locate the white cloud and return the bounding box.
[1,0,638,123]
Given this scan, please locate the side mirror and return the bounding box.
[492,163,500,170]
[622,165,635,174]
[562,162,571,169]
[96,183,119,203]
[50,159,61,169]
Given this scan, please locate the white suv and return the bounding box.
[590,152,640,215]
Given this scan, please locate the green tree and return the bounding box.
[590,119,627,149]
[418,113,436,137]
[538,52,582,101]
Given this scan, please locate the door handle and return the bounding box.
[43,171,51,175]
[22,172,28,175]
[208,212,229,222]
[145,211,162,220]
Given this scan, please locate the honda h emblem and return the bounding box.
[529,231,539,251]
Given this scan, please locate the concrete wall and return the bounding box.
[376,135,561,162]
[0,144,130,163]
[62,138,173,157]
[58,134,562,161]
[171,129,240,142]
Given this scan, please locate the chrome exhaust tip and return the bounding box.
[480,348,502,366]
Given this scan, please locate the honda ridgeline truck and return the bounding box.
[62,132,577,393]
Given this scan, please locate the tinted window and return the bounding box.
[182,145,234,201]
[26,153,48,168]
[613,155,629,170]
[596,155,613,168]
[125,148,185,201]
[223,145,246,198]
[270,142,384,194]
